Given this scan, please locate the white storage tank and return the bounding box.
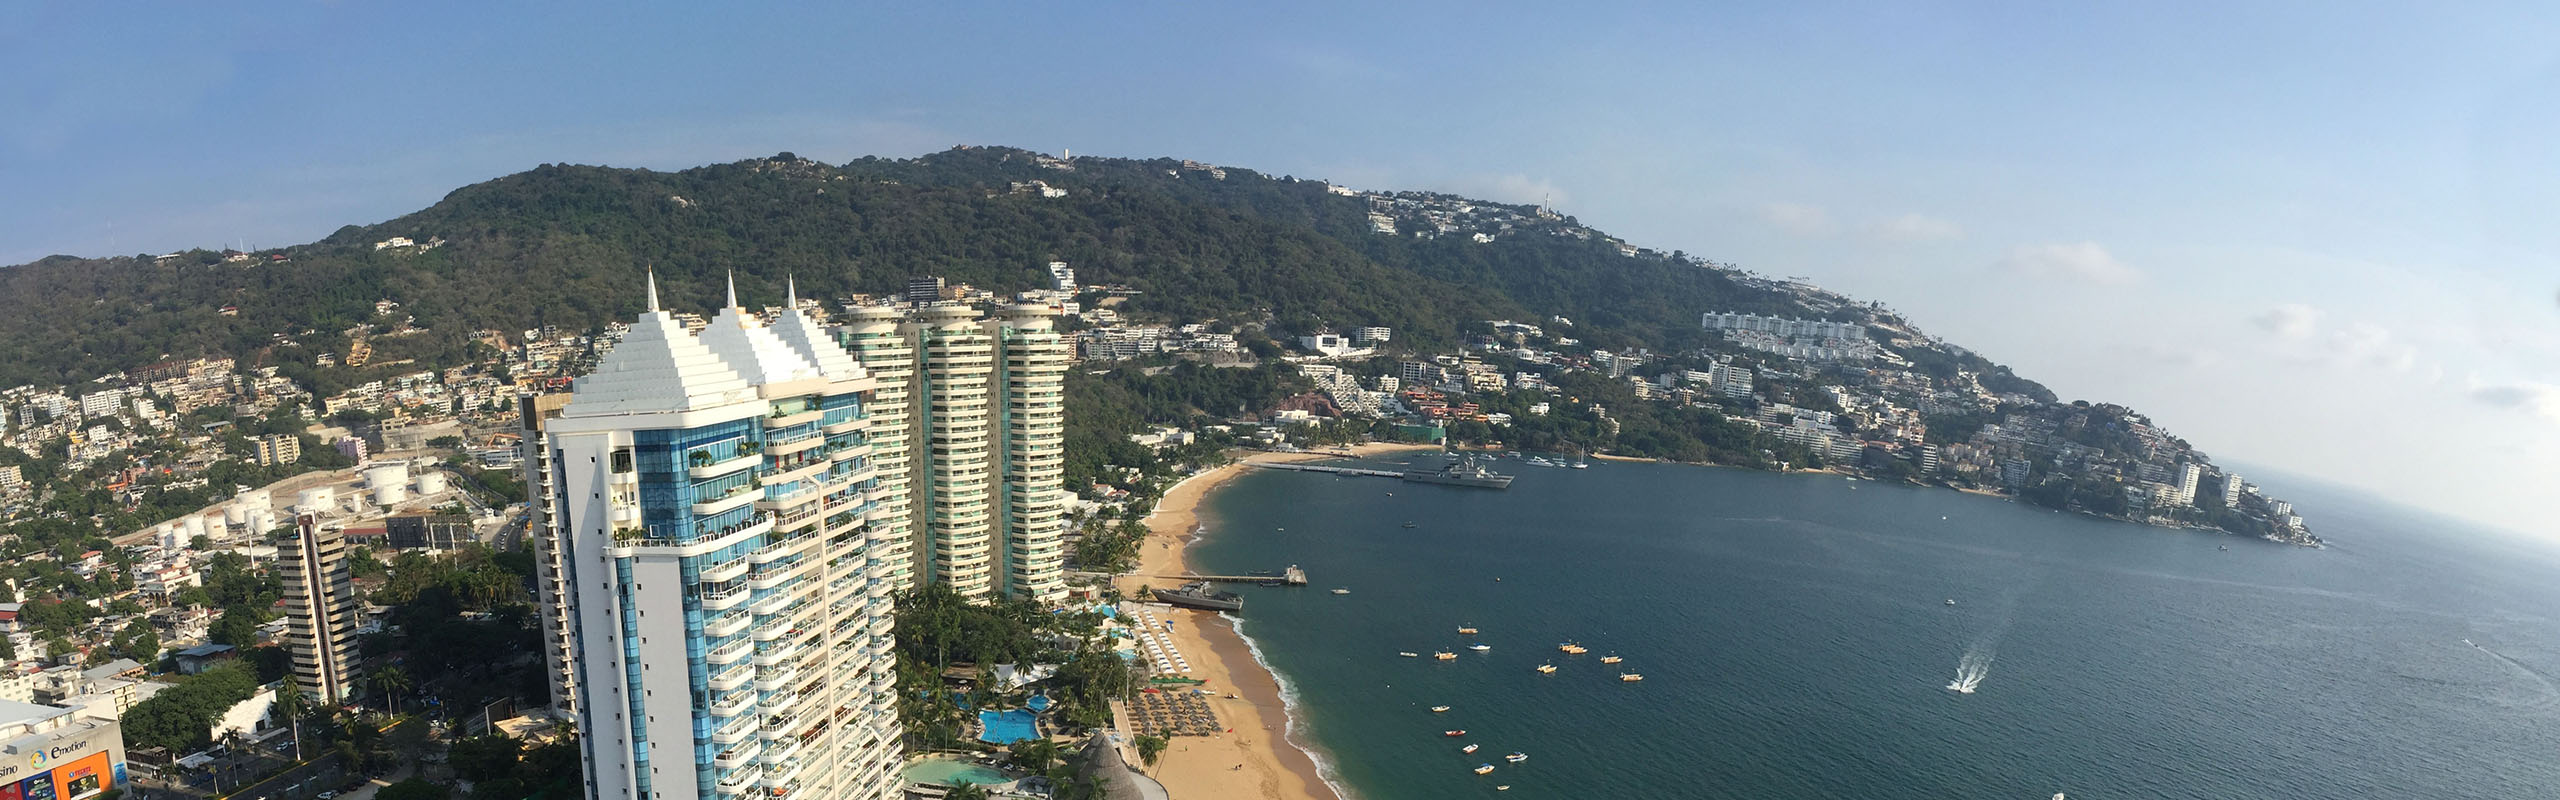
[366,463,411,491]
[235,489,270,512]
[182,515,209,541]
[373,482,409,508]
[224,503,250,527]
[247,508,277,535]
[297,487,336,515]
[414,471,449,496]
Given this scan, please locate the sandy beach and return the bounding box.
[1113,442,1438,800]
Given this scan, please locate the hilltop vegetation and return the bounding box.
[0,147,1803,389]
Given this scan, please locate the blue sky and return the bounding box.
[6,3,2558,536]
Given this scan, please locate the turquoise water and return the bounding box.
[977,709,1040,744]
[1193,457,2560,799]
[902,757,1012,787]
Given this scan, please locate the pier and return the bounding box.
[1151,565,1308,585]
[1247,462,1402,479]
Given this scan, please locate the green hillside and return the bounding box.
[0,147,1809,388]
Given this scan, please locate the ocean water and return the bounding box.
[1188,457,2560,800]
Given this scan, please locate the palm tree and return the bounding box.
[1134,734,1167,769]
[273,676,308,761]
[947,781,990,800]
[369,666,412,715]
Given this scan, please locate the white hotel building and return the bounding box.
[839,301,1071,602]
[533,277,902,800]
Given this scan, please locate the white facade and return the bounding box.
[839,303,1070,602]
[540,276,901,800]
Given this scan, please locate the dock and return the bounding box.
[1247,463,1402,479]
[1151,565,1308,585]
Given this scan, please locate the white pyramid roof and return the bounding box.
[698,275,821,386]
[565,306,757,417]
[769,278,867,382]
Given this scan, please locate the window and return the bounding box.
[611,448,635,474]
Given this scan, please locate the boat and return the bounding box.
[1505,752,1528,763]
[1599,655,1622,664]
[1398,652,1419,658]
[1945,599,1957,606]
[1331,588,1351,595]
[1534,664,1556,674]
[1152,582,1244,612]
[1461,743,1479,754]
[1468,643,1491,651]
[1474,764,1496,775]
[1528,456,1557,467]
[1430,705,1451,712]
[1401,456,1515,489]
[1444,730,1467,737]
[1572,461,1589,469]
[1403,521,1417,528]
[1434,652,1457,660]
[1558,642,1587,654]
[1619,673,1644,682]
[2220,545,2230,551]
[1458,627,1478,634]
[1497,786,1510,791]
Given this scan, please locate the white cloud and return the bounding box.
[1991,241,2140,285]
[2470,381,2560,425]
[1866,213,1964,242]
[2328,321,2420,371]
[2252,303,2322,340]
[1761,202,1836,236]
[2250,305,2426,374]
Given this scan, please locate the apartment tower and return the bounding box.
[278,513,358,704]
[516,391,576,715]
[836,300,1068,601]
[536,276,902,800]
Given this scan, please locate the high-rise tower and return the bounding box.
[838,300,1069,602]
[536,275,902,800]
[278,513,358,704]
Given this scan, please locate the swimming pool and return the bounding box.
[903,757,1013,788]
[977,709,1040,744]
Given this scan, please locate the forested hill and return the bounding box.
[0,147,1853,389]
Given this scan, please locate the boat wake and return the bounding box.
[1947,647,1993,694]
[2466,638,2560,700]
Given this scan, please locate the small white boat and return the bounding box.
[1534,664,1556,674]
[1398,652,1419,658]
[1468,643,1491,651]
[1497,786,1510,791]
[1505,752,1528,763]
[1434,652,1457,660]
[1599,655,1622,664]
[1558,642,1587,654]
[1619,673,1644,682]
[1572,462,1589,469]
[1430,706,1450,713]
[1331,588,1351,595]
[1461,743,1479,754]
[1474,764,1496,775]
[1945,599,1957,606]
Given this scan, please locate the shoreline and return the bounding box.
[1115,442,1437,800]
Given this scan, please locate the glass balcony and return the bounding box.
[706,639,754,665]
[713,741,762,770]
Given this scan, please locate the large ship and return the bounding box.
[1401,456,1515,489]
[1152,581,1244,612]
